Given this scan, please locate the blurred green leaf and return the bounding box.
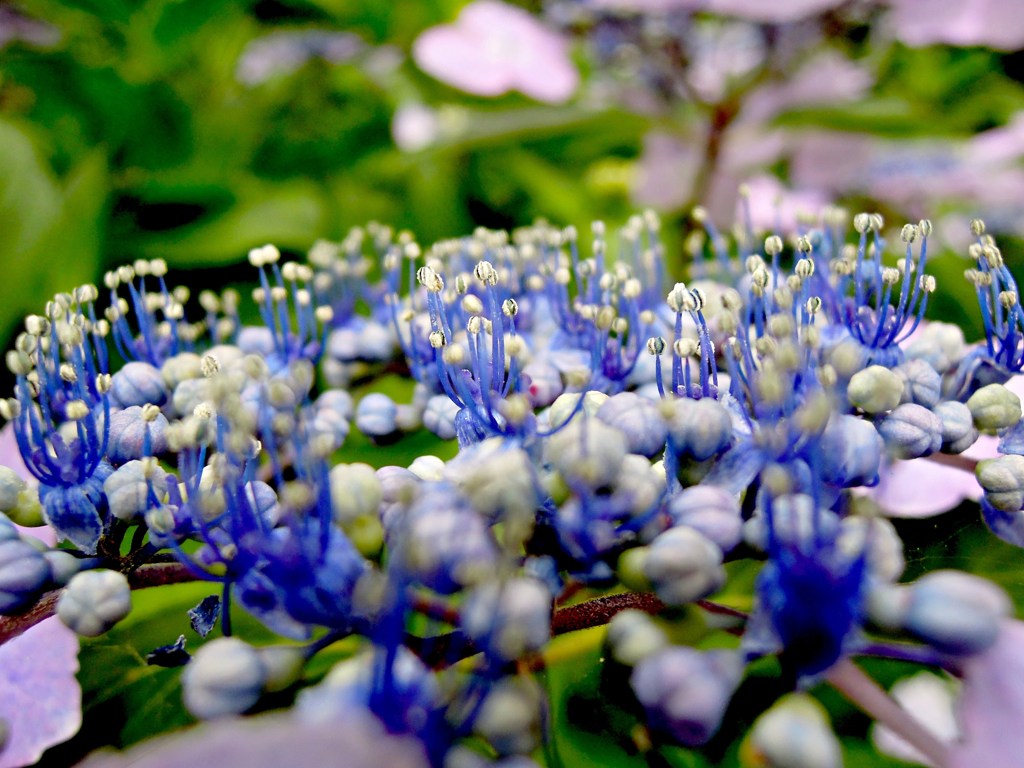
[135,180,330,265]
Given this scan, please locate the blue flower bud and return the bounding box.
[172,377,207,419]
[818,415,883,487]
[902,321,965,374]
[44,550,84,587]
[904,570,1010,655]
[933,400,978,454]
[423,394,460,440]
[662,398,732,461]
[743,694,842,768]
[967,383,1022,431]
[0,538,52,613]
[462,577,551,662]
[316,389,353,421]
[847,365,903,414]
[641,527,725,606]
[667,486,743,552]
[977,454,1024,512]
[108,406,170,464]
[237,326,276,357]
[596,392,668,458]
[355,393,399,439]
[894,359,941,408]
[877,403,942,459]
[109,361,168,409]
[631,647,742,746]
[0,512,18,542]
[182,637,266,719]
[57,569,131,636]
[103,459,170,522]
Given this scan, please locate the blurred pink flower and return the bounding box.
[0,619,81,768]
[866,456,982,518]
[739,175,830,233]
[885,0,1024,51]
[0,424,81,767]
[412,1,578,103]
[950,620,1024,768]
[588,0,844,22]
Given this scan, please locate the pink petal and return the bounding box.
[76,712,428,768]
[865,458,981,518]
[886,0,1024,51]
[950,620,1024,768]
[413,26,515,97]
[0,618,81,767]
[411,1,577,103]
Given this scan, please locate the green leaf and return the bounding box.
[0,119,106,344]
[135,180,330,266]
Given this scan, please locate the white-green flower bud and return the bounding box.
[329,463,383,524]
[977,454,1024,512]
[606,609,669,667]
[183,637,266,719]
[545,417,625,491]
[57,569,132,637]
[847,365,903,414]
[966,383,1022,431]
[0,466,27,513]
[744,694,842,768]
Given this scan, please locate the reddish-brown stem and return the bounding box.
[0,562,200,646]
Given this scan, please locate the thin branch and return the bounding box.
[0,561,200,647]
[827,659,952,768]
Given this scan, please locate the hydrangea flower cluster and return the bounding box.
[2,204,1024,766]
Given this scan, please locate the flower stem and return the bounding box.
[827,659,952,768]
[0,561,198,646]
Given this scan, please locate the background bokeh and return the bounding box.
[3,0,1024,364]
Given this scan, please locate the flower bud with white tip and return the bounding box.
[182,637,267,719]
[57,569,131,636]
[355,393,400,440]
[741,694,841,768]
